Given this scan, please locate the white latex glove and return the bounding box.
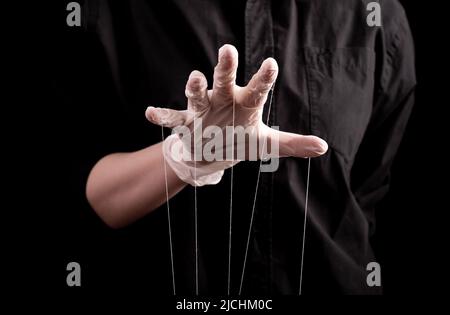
[146,44,328,186]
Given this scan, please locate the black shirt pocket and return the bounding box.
[304,47,375,163]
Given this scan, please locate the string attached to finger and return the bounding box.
[298,157,311,295]
[194,112,199,296]
[227,93,236,296]
[238,82,276,295]
[161,125,176,295]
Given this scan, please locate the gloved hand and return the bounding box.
[146,44,328,186]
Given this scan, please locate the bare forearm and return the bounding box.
[86,142,187,228]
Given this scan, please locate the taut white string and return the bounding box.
[161,125,176,295]
[227,94,236,296]
[298,157,311,295]
[238,83,275,295]
[194,113,199,296]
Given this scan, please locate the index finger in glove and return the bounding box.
[186,70,210,112]
[238,58,278,109]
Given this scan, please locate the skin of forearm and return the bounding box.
[86,142,187,228]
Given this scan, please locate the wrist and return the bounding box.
[162,134,225,186]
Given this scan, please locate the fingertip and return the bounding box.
[189,70,205,79]
[303,136,328,157]
[316,138,329,155]
[145,106,154,116]
[218,44,238,68]
[187,70,207,92]
[145,106,157,123]
[219,44,238,58]
[262,57,278,71]
[260,58,279,83]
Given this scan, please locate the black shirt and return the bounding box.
[56,0,416,295]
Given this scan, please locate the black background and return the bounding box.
[11,0,447,300]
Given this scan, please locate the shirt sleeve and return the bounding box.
[350,2,417,225]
